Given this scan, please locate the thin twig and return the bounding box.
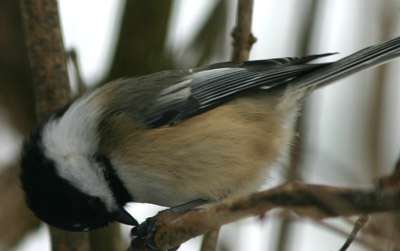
[339,157,400,250]
[339,214,369,251]
[231,0,256,61]
[276,213,382,251]
[317,219,384,251]
[67,49,86,94]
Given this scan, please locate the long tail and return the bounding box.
[287,36,400,92]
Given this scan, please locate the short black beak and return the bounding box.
[113,208,138,226]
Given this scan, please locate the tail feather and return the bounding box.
[286,36,400,92]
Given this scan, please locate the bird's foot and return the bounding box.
[129,199,207,250]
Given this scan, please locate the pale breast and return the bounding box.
[101,94,298,206]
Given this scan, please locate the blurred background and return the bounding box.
[1,0,400,250]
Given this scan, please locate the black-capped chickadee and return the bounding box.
[20,36,400,231]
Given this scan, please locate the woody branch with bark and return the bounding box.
[129,160,400,250]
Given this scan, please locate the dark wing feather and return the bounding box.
[144,54,333,127]
[144,36,400,128]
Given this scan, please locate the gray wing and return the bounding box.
[145,35,400,128]
[144,54,332,127]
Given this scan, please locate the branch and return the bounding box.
[231,0,256,61]
[200,229,219,251]
[0,164,40,248]
[20,0,70,122]
[333,156,400,251]
[339,214,369,251]
[19,0,90,250]
[67,49,86,94]
[149,183,400,250]
[281,214,380,250]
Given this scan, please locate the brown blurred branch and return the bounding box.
[0,1,40,249]
[20,0,71,122]
[0,165,40,248]
[231,0,256,61]
[147,182,400,250]
[89,224,124,251]
[186,0,228,67]
[19,0,90,250]
[200,229,219,251]
[106,0,173,82]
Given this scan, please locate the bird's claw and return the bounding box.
[130,216,180,251]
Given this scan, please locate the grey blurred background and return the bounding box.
[1,0,400,250]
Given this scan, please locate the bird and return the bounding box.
[20,36,400,232]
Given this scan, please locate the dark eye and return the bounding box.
[88,197,103,210]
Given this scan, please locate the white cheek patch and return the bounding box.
[55,155,115,210]
[41,91,117,212]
